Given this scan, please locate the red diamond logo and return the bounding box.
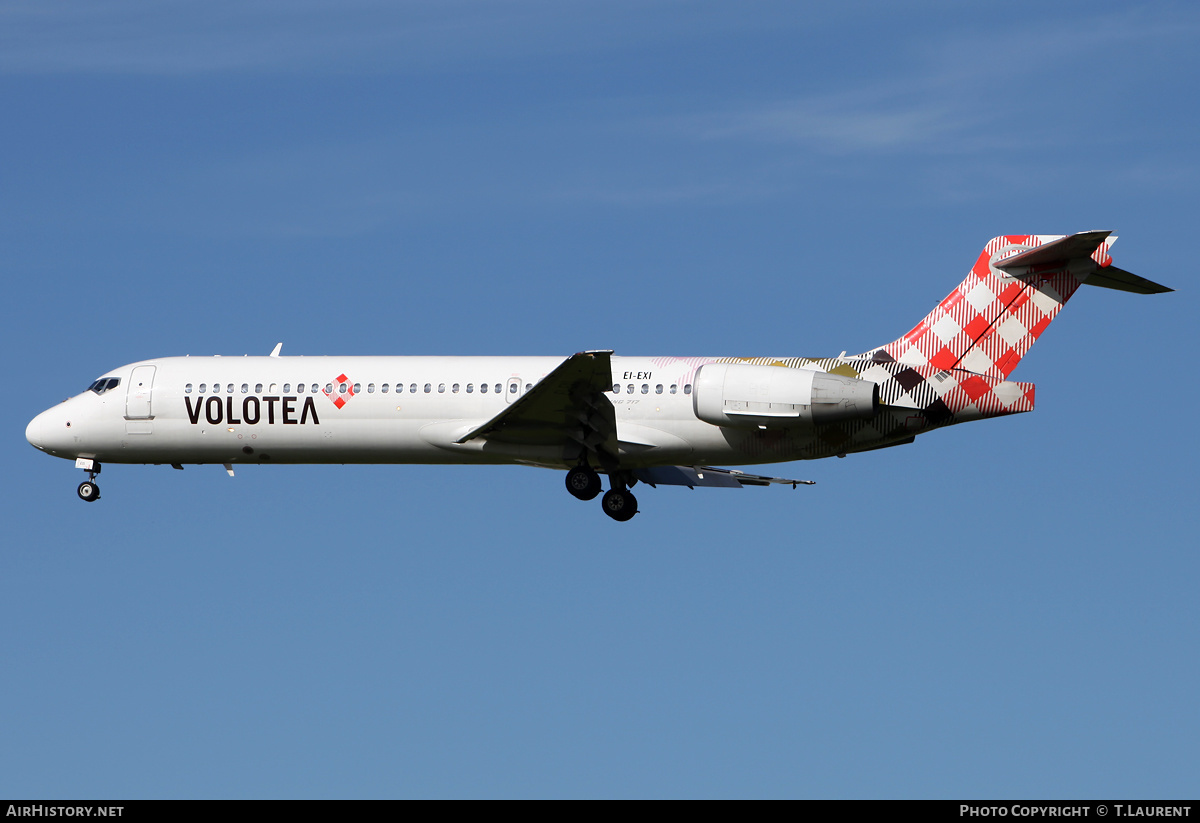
[323,373,355,409]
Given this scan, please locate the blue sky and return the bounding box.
[3,0,1197,798]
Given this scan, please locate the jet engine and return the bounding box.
[693,363,879,429]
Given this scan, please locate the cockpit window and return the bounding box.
[87,377,120,395]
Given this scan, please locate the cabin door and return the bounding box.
[125,365,156,419]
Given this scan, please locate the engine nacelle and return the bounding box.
[693,363,879,429]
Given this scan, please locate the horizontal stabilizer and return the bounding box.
[634,465,814,489]
[993,231,1171,294]
[994,230,1113,271]
[863,230,1170,381]
[1081,265,1173,295]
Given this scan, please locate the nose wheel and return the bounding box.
[76,461,102,502]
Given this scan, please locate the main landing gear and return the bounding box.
[565,465,602,501]
[77,462,101,502]
[601,487,637,522]
[566,465,637,521]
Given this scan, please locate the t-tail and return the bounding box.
[861,231,1171,379]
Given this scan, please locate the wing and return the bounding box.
[455,350,617,457]
[634,465,815,489]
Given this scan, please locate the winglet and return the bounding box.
[269,343,283,357]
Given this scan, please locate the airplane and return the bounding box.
[26,230,1170,521]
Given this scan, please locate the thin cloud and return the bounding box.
[0,0,807,76]
[697,97,967,152]
[550,178,785,208]
[0,0,544,75]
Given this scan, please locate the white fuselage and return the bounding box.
[27,355,774,470]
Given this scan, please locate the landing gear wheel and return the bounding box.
[77,481,100,502]
[565,466,602,501]
[601,488,638,521]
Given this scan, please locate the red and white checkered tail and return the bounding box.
[862,231,1150,380]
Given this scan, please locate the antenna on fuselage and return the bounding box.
[269,342,283,357]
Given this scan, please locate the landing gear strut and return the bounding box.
[77,462,101,502]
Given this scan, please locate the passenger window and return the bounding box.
[627,384,634,394]
[438,383,445,393]
[452,383,460,393]
[410,383,418,393]
[508,383,517,394]
[368,383,375,393]
[325,383,333,394]
[255,384,263,394]
[381,383,389,393]
[670,384,677,394]
[311,384,319,394]
[199,383,207,393]
[269,383,277,393]
[212,383,220,393]
[466,383,473,393]
[655,384,663,394]
[641,384,649,394]
[612,384,620,393]
[480,383,488,393]
[185,383,193,393]
[495,384,502,394]
[424,384,431,393]
[339,383,347,394]
[283,383,291,393]
[227,384,234,394]
[684,384,692,395]
[353,383,361,393]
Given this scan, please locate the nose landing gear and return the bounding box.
[76,461,101,502]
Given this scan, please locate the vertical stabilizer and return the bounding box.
[862,231,1119,379]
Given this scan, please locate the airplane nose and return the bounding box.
[26,412,48,450]
[26,408,70,453]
